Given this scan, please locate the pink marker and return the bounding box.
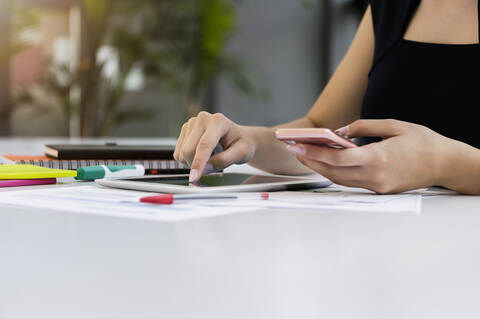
[0,179,57,188]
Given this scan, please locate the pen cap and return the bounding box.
[76,166,106,181]
[140,194,175,205]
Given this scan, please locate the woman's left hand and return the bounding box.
[287,119,454,194]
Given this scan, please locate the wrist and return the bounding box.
[435,137,464,188]
[245,125,274,160]
[436,139,480,193]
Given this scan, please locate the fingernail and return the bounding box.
[335,125,350,136]
[287,145,306,156]
[202,163,214,175]
[189,169,199,182]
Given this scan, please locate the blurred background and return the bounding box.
[0,0,367,138]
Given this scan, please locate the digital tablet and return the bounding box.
[95,173,331,194]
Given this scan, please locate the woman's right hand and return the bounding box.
[174,111,257,182]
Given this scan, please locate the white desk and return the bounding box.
[1,138,480,319]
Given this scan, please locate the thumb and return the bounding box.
[339,119,406,139]
[208,141,252,172]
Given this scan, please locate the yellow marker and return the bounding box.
[0,165,77,180]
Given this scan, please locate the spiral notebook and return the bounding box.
[0,155,189,174]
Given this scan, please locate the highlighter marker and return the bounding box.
[76,165,145,181]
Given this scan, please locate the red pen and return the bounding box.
[140,193,270,205]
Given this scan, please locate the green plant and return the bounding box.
[10,0,268,137]
[138,0,269,119]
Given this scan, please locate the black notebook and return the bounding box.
[45,143,176,160]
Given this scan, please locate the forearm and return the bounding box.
[246,117,316,175]
[439,140,480,195]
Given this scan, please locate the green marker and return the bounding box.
[76,165,145,181]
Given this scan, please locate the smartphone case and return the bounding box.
[275,128,358,149]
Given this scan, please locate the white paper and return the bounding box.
[0,183,422,222]
[200,191,422,215]
[0,185,258,222]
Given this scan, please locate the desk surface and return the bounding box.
[1,138,480,319]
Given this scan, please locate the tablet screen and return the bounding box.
[127,173,301,187]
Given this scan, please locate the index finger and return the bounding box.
[189,124,229,181]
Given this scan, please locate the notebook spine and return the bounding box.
[14,159,189,172]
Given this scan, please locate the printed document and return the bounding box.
[0,185,258,222]
[0,184,421,222]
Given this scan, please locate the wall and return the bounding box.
[215,0,322,127]
[214,0,361,129]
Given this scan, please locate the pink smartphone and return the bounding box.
[274,128,358,149]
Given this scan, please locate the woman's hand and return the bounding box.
[174,112,257,182]
[287,119,455,194]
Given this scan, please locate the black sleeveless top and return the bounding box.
[361,0,480,149]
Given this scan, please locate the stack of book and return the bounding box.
[1,143,189,175]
